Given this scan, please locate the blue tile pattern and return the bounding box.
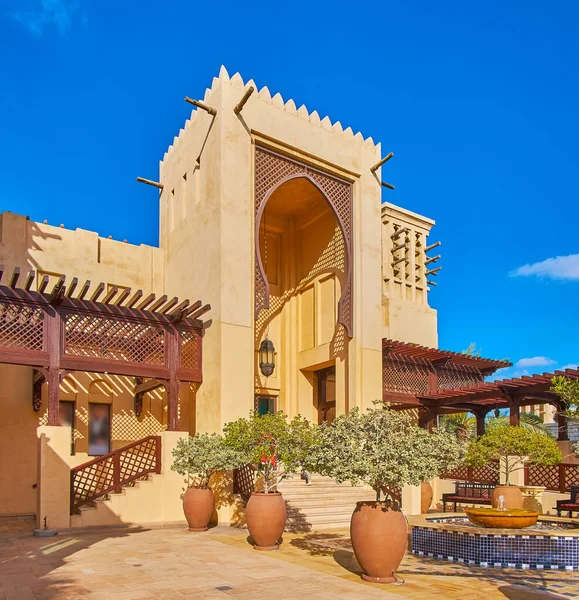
[412,521,579,571]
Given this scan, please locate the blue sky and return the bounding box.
[1,0,578,378]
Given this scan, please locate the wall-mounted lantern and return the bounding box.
[259,337,275,377]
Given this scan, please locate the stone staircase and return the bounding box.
[70,473,166,529]
[277,474,376,531]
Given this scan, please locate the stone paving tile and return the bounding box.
[2,518,579,599]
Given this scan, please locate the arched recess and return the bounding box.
[254,147,353,337]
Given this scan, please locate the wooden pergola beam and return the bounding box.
[25,270,35,291]
[9,267,20,289]
[78,280,91,300]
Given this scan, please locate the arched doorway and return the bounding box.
[254,156,350,422]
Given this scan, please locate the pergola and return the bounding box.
[382,339,578,440]
[0,266,210,430]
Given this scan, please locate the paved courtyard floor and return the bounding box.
[1,518,578,600]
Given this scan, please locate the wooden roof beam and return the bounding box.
[115,287,131,305]
[90,282,105,302]
[148,295,168,312]
[24,270,35,291]
[158,297,179,314]
[49,276,66,305]
[137,293,156,311]
[186,303,211,321]
[9,267,20,289]
[168,299,189,318]
[102,286,118,304]
[134,378,165,396]
[125,289,143,308]
[38,274,49,294]
[78,280,91,300]
[66,277,78,297]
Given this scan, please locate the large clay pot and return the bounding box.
[350,501,408,584]
[183,487,215,532]
[421,482,433,514]
[245,492,286,550]
[492,485,523,510]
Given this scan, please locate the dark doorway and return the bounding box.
[316,366,336,425]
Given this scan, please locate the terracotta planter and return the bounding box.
[245,492,286,550]
[421,482,433,514]
[492,485,523,510]
[350,501,407,584]
[183,487,215,532]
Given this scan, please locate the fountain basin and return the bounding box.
[465,507,539,529]
[410,513,579,570]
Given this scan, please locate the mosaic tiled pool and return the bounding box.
[411,514,579,571]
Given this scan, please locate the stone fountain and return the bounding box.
[465,494,539,529]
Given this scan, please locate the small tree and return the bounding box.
[223,411,316,493]
[551,376,579,456]
[310,404,463,503]
[171,434,242,489]
[464,424,562,485]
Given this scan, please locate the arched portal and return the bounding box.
[254,147,353,336]
[253,152,352,421]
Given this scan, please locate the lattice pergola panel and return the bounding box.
[0,301,44,351]
[564,465,579,490]
[180,329,200,371]
[472,463,499,484]
[254,147,353,337]
[233,464,256,503]
[526,465,561,491]
[64,313,165,364]
[383,358,430,395]
[437,365,484,390]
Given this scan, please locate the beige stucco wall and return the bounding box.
[0,365,38,516]
[0,212,164,294]
[159,67,386,430]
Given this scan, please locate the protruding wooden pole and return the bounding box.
[184,97,217,116]
[136,177,164,190]
[381,181,395,190]
[234,86,255,115]
[370,152,394,173]
[426,241,442,252]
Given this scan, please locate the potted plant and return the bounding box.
[171,433,241,531]
[224,411,315,550]
[310,403,462,583]
[464,424,562,509]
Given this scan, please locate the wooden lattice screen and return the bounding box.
[0,268,208,429]
[254,146,353,337]
[525,464,579,493]
[70,435,161,512]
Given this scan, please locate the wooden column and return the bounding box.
[509,396,520,426]
[474,408,489,437]
[165,328,181,431]
[45,308,62,426]
[555,401,569,441]
[419,405,438,431]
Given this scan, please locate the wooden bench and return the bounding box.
[554,486,579,517]
[442,482,495,512]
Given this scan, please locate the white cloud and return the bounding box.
[10,0,83,36]
[515,356,556,368]
[559,364,578,372]
[510,254,579,281]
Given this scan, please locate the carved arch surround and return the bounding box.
[254,146,353,337]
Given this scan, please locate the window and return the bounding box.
[59,401,75,455]
[255,396,276,415]
[88,403,111,456]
